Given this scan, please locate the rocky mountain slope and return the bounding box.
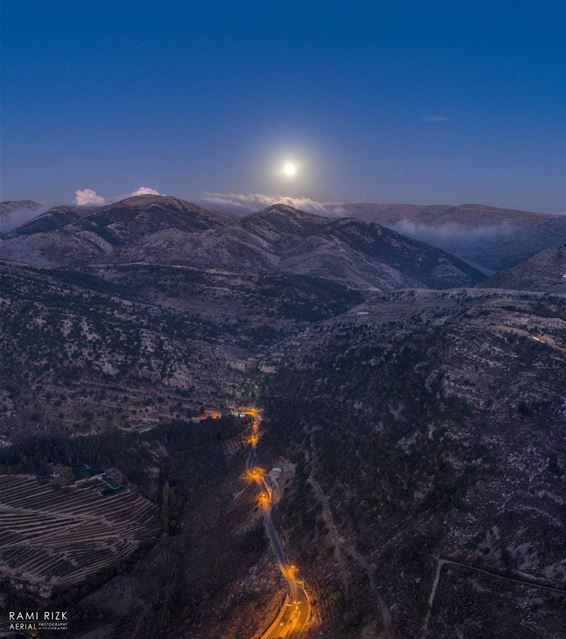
[338,202,566,271]
[480,244,566,293]
[0,260,364,444]
[0,261,239,443]
[263,288,566,638]
[1,192,564,638]
[0,195,234,267]
[0,196,484,290]
[87,262,363,325]
[121,203,484,290]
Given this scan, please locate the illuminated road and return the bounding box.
[239,407,312,639]
[260,581,310,639]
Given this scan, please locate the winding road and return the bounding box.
[240,407,312,639]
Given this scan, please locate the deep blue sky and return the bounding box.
[1,1,565,211]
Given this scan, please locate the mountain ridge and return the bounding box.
[479,243,566,292]
[0,198,484,290]
[336,202,566,270]
[0,195,235,267]
[120,202,484,290]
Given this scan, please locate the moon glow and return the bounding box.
[283,162,297,177]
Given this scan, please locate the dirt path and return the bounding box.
[421,557,566,638]
[307,431,393,637]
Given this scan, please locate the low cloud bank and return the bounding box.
[0,205,48,234]
[203,192,345,215]
[392,219,517,244]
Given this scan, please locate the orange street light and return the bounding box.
[258,492,271,510]
[281,564,299,579]
[243,466,266,484]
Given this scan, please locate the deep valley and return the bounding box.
[0,195,565,638]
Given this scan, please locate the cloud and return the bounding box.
[203,192,346,215]
[422,115,451,123]
[393,219,516,243]
[131,186,161,196]
[75,188,106,206]
[74,186,161,206]
[0,204,48,235]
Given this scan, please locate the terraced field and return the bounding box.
[0,474,160,597]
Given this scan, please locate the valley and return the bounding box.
[0,195,565,638]
[337,203,566,271]
[3,0,565,635]
[241,407,312,638]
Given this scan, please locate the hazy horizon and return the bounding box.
[3,191,565,217]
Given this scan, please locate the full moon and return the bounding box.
[283,162,297,177]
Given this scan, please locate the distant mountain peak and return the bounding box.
[0,195,234,266]
[103,194,204,212]
[241,204,330,238]
[0,199,43,211]
[337,201,566,270]
[254,203,323,219]
[261,203,306,214]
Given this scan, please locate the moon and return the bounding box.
[283,162,297,177]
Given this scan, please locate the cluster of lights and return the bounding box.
[237,406,311,633]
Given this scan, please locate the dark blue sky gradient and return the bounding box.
[1,1,565,211]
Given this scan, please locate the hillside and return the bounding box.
[1,195,563,639]
[0,195,234,267]
[0,260,366,444]
[338,202,566,271]
[87,262,363,324]
[0,261,239,442]
[480,244,566,293]
[122,204,484,291]
[263,288,566,638]
[0,197,484,290]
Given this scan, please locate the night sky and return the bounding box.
[2,1,565,212]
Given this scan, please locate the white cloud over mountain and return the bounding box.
[131,187,161,196]
[203,192,345,215]
[75,188,106,206]
[74,186,160,206]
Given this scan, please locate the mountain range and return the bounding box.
[338,202,566,271]
[0,192,565,638]
[0,196,231,267]
[4,196,566,274]
[0,195,483,290]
